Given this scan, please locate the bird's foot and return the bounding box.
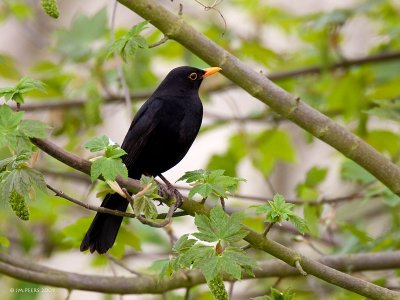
[159,174,184,210]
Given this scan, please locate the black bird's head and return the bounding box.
[154,66,222,96]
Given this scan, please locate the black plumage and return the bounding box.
[80,66,221,254]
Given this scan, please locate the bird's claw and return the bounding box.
[174,190,184,209]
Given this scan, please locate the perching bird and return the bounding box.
[80,66,222,254]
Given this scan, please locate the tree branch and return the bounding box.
[117,0,400,197]
[1,251,400,295]
[47,183,137,218]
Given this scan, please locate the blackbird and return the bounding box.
[80,66,221,254]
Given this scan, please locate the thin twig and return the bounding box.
[263,222,275,237]
[46,183,185,219]
[106,254,143,276]
[65,289,72,300]
[228,281,235,299]
[272,277,283,288]
[46,184,136,218]
[111,1,132,119]
[164,224,178,245]
[295,260,307,276]
[148,36,169,48]
[220,197,226,211]
[241,244,251,251]
[193,0,226,35]
[184,287,191,300]
[302,236,325,255]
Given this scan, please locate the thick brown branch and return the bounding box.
[31,138,142,194]
[1,251,400,294]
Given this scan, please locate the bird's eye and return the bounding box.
[188,72,198,80]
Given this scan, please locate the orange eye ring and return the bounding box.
[188,72,197,80]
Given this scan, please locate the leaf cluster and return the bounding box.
[107,21,149,62]
[0,153,47,220]
[133,175,161,220]
[0,77,45,104]
[254,194,308,234]
[162,206,256,284]
[178,169,245,199]
[83,135,128,182]
[0,105,50,153]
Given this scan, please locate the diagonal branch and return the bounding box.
[117,0,400,197]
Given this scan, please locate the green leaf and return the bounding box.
[366,105,400,123]
[188,183,213,199]
[303,204,320,237]
[0,77,45,104]
[0,156,15,171]
[193,206,248,243]
[0,235,10,248]
[179,244,215,269]
[341,223,373,244]
[381,188,400,207]
[55,8,108,61]
[105,146,126,159]
[340,160,375,184]
[134,195,158,219]
[0,54,20,80]
[18,119,51,138]
[255,194,308,234]
[251,129,295,176]
[84,135,110,152]
[0,104,24,132]
[116,226,141,250]
[296,184,319,201]
[107,21,149,62]
[61,217,92,246]
[177,169,206,183]
[305,167,328,187]
[172,234,197,254]
[8,1,34,21]
[207,134,247,177]
[138,175,160,199]
[195,246,255,281]
[90,156,128,181]
[179,169,245,199]
[365,130,400,156]
[288,214,308,234]
[0,167,47,202]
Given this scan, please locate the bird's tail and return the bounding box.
[80,193,129,254]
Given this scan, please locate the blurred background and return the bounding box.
[1,0,400,299]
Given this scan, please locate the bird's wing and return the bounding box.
[120,98,162,170]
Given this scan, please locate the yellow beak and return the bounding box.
[202,67,222,78]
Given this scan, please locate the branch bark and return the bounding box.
[1,251,400,295]
[117,0,400,197]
